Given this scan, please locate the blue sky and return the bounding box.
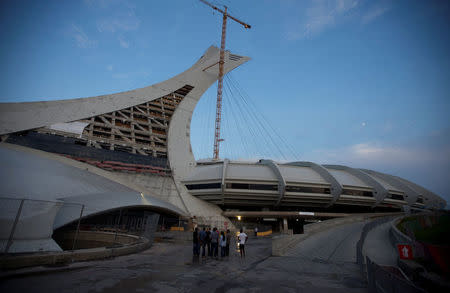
[0,0,449,206]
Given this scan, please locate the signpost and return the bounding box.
[397,244,413,260]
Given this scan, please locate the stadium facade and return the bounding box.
[0,46,446,253]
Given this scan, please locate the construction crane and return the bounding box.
[199,0,251,160]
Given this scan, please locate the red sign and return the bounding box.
[397,244,413,260]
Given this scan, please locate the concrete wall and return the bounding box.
[0,234,150,270]
[55,230,142,250]
[0,47,250,255]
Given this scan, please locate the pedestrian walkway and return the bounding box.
[1,227,369,293]
[262,221,369,292]
[286,221,367,262]
[362,220,398,266]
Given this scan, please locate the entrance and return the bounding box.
[289,218,304,234]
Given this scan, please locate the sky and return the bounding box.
[0,0,449,207]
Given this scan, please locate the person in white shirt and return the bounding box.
[238,228,248,258]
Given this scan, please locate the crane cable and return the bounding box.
[226,74,299,160]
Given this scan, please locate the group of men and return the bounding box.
[193,227,248,258]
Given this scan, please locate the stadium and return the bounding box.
[0,46,446,253]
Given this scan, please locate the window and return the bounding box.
[389,193,404,201]
[185,183,221,190]
[225,183,278,191]
[285,186,331,194]
[342,189,373,197]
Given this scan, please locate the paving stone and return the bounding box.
[1,226,370,293]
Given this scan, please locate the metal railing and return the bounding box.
[0,197,84,253]
[1,197,161,253]
[356,216,426,293]
[366,256,426,293]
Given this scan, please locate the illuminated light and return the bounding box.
[237,216,241,221]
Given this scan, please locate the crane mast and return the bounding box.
[199,0,251,160]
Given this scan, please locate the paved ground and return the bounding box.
[362,220,398,266]
[1,222,370,293]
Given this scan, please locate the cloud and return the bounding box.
[91,0,140,33]
[91,0,140,49]
[286,0,360,40]
[285,0,392,40]
[70,24,98,48]
[106,65,113,71]
[308,142,450,167]
[117,35,130,48]
[84,0,132,9]
[361,4,390,24]
[303,138,450,203]
[96,14,140,33]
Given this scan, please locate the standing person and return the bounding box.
[254,226,258,237]
[199,227,207,257]
[206,227,212,257]
[238,228,248,258]
[211,227,219,258]
[193,227,199,257]
[220,231,227,257]
[225,229,231,256]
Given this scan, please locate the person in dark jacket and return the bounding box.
[225,229,231,256]
[193,227,199,256]
[206,227,212,257]
[199,227,207,257]
[211,227,219,258]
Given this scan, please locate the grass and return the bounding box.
[397,213,450,245]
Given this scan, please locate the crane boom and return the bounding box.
[199,0,251,160]
[199,0,251,28]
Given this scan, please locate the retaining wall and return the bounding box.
[0,232,150,270]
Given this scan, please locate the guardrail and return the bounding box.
[1,196,161,254]
[356,216,426,293]
[366,256,426,293]
[0,197,84,254]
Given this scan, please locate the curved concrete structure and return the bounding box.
[286,162,343,207]
[323,164,389,207]
[0,143,184,252]
[183,160,446,210]
[0,45,446,254]
[0,46,248,135]
[0,46,250,252]
[259,159,286,206]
